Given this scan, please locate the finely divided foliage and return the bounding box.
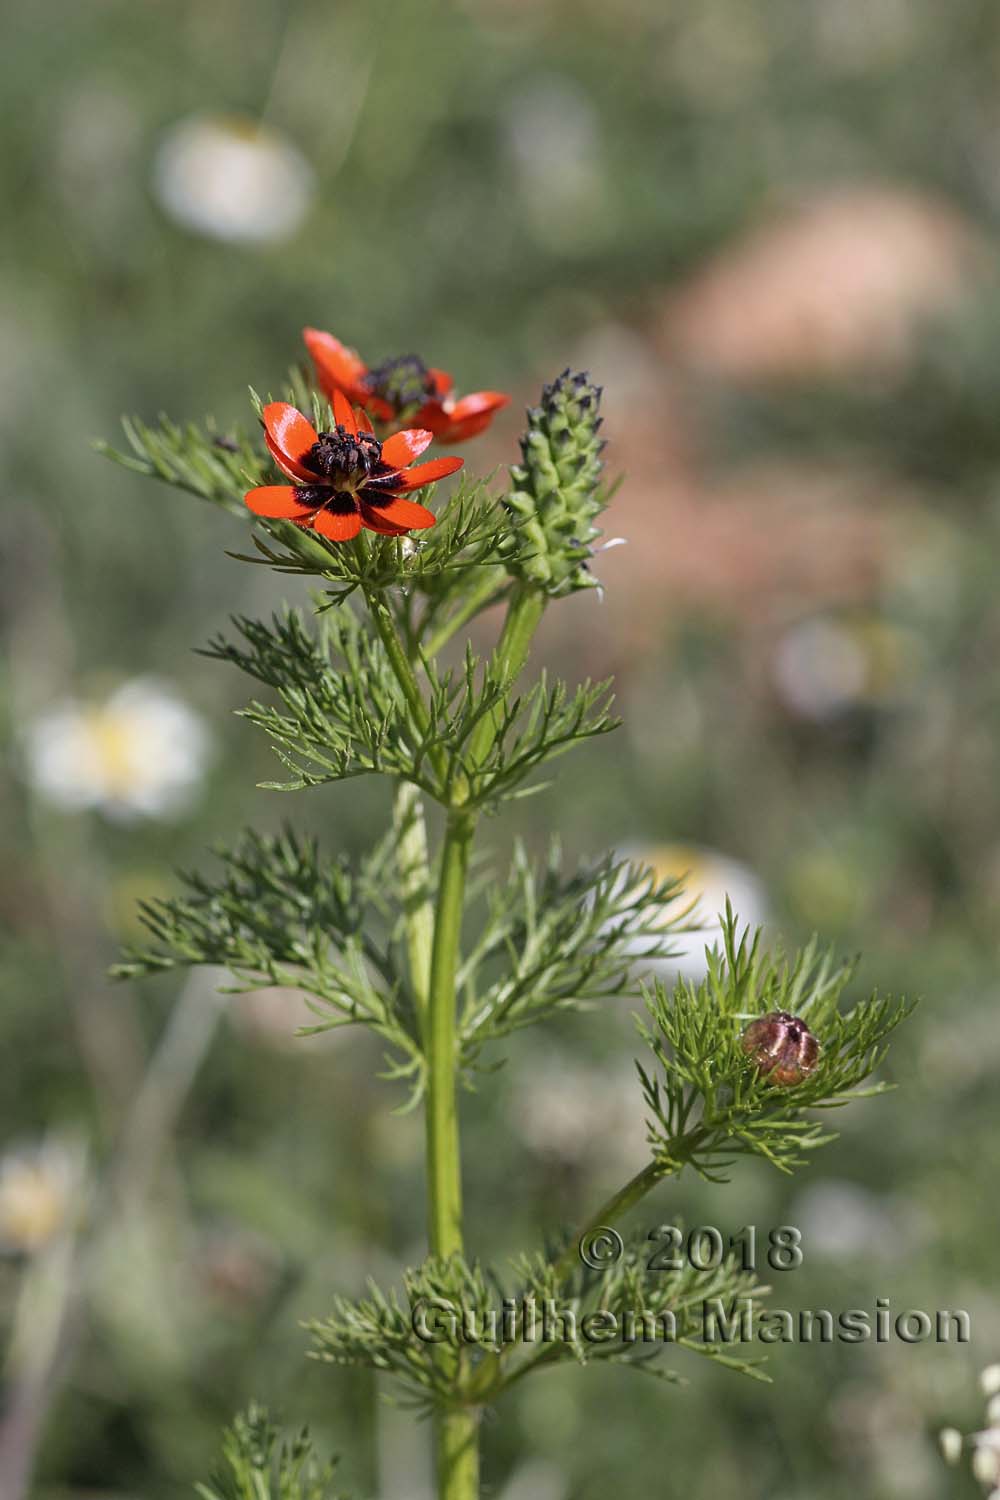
[106,354,911,1500]
[200,606,617,808]
[115,832,692,1098]
[195,1405,348,1500]
[307,1244,770,1413]
[114,826,422,1079]
[458,844,691,1062]
[638,908,912,1179]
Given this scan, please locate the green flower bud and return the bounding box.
[503,369,607,595]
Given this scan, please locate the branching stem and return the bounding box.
[549,1129,706,1284]
[483,1130,709,1400]
[374,578,548,1500]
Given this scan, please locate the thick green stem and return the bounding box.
[425,810,473,1256]
[426,809,478,1500]
[436,1410,479,1500]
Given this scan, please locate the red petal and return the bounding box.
[431,414,487,443]
[438,392,511,444]
[450,391,510,420]
[265,432,314,482]
[394,455,464,491]
[303,328,368,401]
[413,399,449,432]
[382,428,434,467]
[429,367,454,397]
[262,403,319,476]
[362,512,412,536]
[364,496,436,530]
[245,485,317,519]
[312,506,362,541]
[331,389,358,436]
[357,409,375,434]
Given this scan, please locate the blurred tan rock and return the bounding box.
[596,460,907,662]
[659,185,987,380]
[523,453,918,681]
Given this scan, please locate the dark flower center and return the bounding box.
[305,426,383,486]
[362,354,433,412]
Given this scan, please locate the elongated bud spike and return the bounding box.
[502,369,607,596]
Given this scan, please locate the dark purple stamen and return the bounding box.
[305,426,383,483]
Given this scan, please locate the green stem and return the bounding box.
[549,1159,667,1285]
[550,1127,707,1287]
[393,781,434,1034]
[493,583,547,692]
[463,583,546,779]
[436,1409,479,1500]
[368,595,430,732]
[425,811,473,1256]
[426,809,478,1500]
[367,591,450,793]
[479,1131,710,1401]
[374,580,548,1500]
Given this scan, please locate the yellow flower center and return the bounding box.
[0,1165,67,1250]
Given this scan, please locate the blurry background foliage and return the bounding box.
[2,0,1000,1496]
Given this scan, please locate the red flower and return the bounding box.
[303,327,510,444]
[245,390,463,542]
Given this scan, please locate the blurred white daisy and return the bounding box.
[26,678,211,821]
[152,113,315,245]
[939,1427,964,1466]
[0,1137,87,1254]
[938,1367,1000,1490]
[972,1438,1000,1489]
[621,842,768,981]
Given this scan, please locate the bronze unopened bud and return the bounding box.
[741,1010,820,1087]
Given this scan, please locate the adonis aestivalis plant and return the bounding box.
[100,329,912,1500]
